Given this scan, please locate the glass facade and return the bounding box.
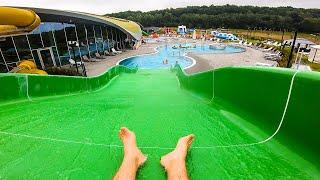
[0,48,8,73]
[12,36,33,60]
[51,22,70,65]
[94,25,104,53]
[76,24,89,58]
[0,16,132,74]
[0,37,19,71]
[86,25,97,55]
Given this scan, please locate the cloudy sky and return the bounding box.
[1,0,319,15]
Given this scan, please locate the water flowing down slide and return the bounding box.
[0,65,319,179]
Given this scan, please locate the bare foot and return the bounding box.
[119,127,147,167]
[160,134,194,170]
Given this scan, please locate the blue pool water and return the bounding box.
[119,44,245,69]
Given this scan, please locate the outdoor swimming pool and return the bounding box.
[119,44,245,69]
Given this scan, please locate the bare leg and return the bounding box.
[113,127,147,180]
[161,135,194,180]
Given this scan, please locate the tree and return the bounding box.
[106,5,320,33]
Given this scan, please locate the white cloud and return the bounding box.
[0,0,319,15]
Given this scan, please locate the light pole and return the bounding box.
[281,29,285,44]
[287,31,298,68]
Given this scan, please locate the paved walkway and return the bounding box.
[185,47,276,74]
[85,44,158,76]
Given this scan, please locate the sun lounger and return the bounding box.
[262,47,273,52]
[252,44,261,50]
[95,52,105,59]
[264,53,281,61]
[82,55,90,62]
[255,62,277,67]
[82,55,100,62]
[112,48,122,54]
[247,42,253,47]
[265,55,281,61]
[266,41,273,45]
[264,51,281,57]
[255,44,263,49]
[104,50,116,56]
[69,59,84,66]
[264,50,282,61]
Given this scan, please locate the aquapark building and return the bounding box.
[0,7,142,73]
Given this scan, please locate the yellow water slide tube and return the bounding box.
[11,60,47,75]
[0,7,41,36]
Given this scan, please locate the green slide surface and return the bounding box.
[0,65,319,179]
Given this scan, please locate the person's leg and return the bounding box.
[160,135,194,180]
[113,127,147,180]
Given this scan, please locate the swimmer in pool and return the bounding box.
[113,127,194,180]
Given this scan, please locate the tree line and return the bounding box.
[107,5,320,33]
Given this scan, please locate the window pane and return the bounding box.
[86,25,97,53]
[65,24,81,60]
[0,49,8,73]
[28,27,43,49]
[59,56,70,65]
[52,23,69,61]
[13,35,33,60]
[95,25,103,52]
[40,23,55,47]
[31,50,43,69]
[52,47,61,66]
[0,37,19,64]
[107,27,115,48]
[76,24,89,57]
[0,64,8,73]
[102,26,111,50]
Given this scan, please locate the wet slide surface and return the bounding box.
[0,70,319,179]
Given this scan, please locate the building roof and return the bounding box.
[26,7,142,40]
[75,12,142,40]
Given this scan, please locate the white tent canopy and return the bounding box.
[309,45,320,63]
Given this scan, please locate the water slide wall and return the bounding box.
[175,66,320,166]
[0,65,319,167]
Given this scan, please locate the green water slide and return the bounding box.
[0,65,319,179]
[142,30,149,36]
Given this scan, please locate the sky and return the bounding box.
[0,0,319,15]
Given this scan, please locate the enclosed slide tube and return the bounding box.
[0,7,41,36]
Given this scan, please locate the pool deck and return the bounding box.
[85,44,158,76]
[184,46,276,74]
[85,39,277,76]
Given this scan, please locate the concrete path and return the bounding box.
[185,47,277,74]
[85,44,158,76]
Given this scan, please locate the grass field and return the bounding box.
[230,29,320,44]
